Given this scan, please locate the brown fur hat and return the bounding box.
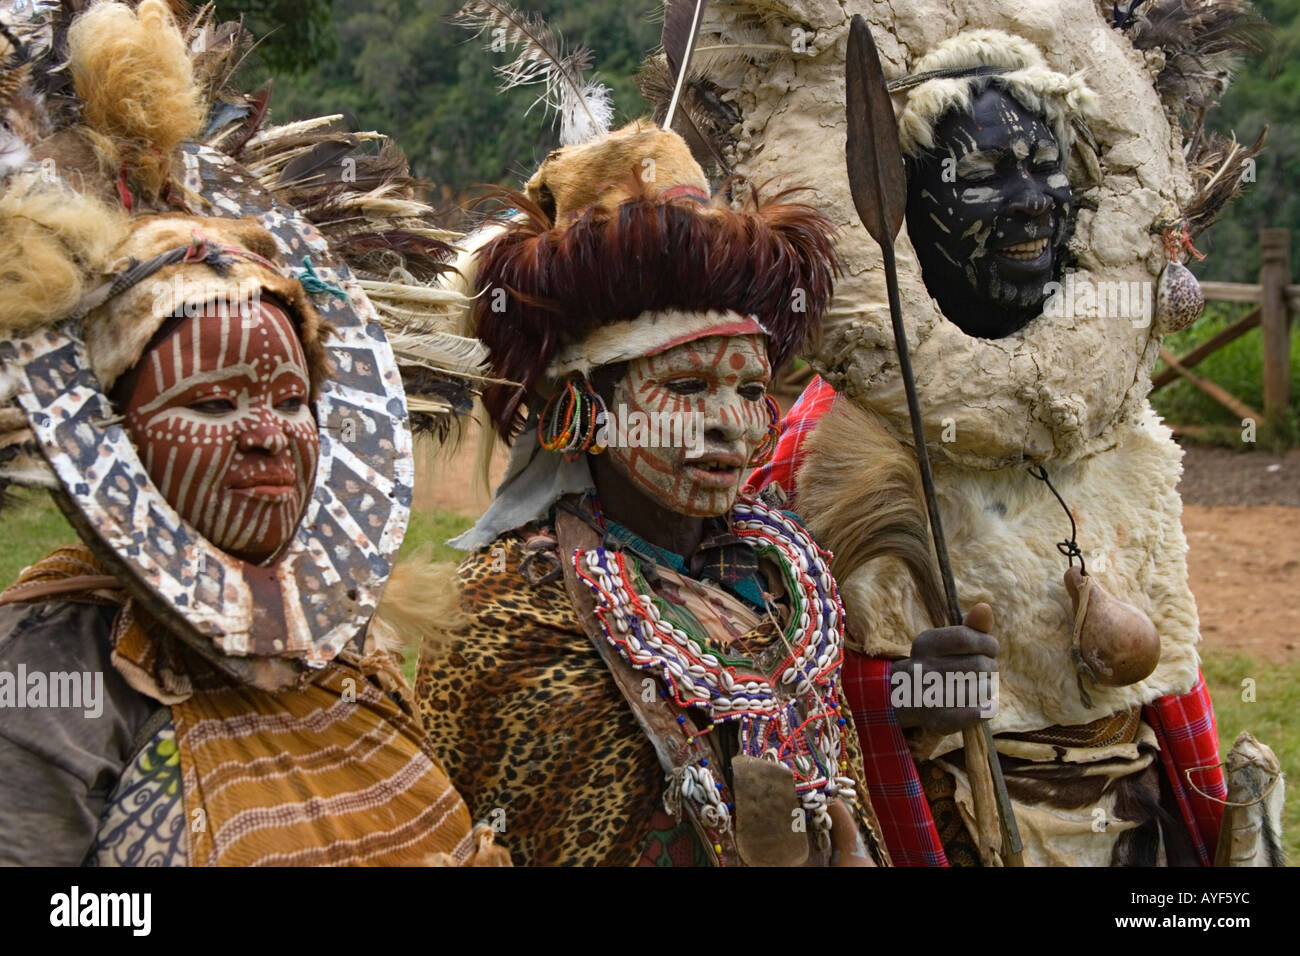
[476,122,838,436]
[85,215,331,397]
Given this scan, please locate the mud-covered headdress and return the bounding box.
[0,1,485,686]
[449,122,836,548]
[639,0,1267,468]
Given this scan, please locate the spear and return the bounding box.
[844,14,1023,866]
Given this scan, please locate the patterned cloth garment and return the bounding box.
[88,719,188,866]
[0,545,507,866]
[748,375,1228,866]
[416,511,885,867]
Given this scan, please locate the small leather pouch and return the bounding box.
[733,754,808,866]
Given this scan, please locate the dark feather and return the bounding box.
[277,136,360,188]
[222,82,273,158]
[1129,0,1272,112]
[662,0,709,82]
[636,54,734,176]
[186,5,256,107]
[1184,125,1267,236]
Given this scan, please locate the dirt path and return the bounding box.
[1182,505,1300,662]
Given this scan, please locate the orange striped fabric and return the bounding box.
[173,657,485,866]
[3,544,508,867]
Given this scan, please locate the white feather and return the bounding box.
[454,1,612,144]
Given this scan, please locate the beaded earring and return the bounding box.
[748,394,782,467]
[537,375,608,460]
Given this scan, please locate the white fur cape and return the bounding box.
[688,0,1206,748]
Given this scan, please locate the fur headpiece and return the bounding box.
[82,214,331,398]
[0,0,481,687]
[894,29,1100,160]
[474,121,838,436]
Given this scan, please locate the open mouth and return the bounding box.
[997,237,1050,262]
[683,455,744,489]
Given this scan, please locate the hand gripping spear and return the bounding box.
[844,14,1024,867]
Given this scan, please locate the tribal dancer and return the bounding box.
[408,118,923,866]
[0,1,503,865]
[641,0,1281,865]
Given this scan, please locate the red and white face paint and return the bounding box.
[605,334,771,518]
[122,300,319,564]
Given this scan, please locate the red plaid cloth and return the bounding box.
[1143,673,1226,866]
[751,376,1228,866]
[745,375,839,506]
[842,654,950,866]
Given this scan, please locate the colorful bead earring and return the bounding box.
[538,375,608,460]
[748,394,782,467]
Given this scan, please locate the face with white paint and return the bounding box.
[905,85,1075,339]
[120,299,319,564]
[602,334,771,518]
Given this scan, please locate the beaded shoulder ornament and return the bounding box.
[573,496,855,845]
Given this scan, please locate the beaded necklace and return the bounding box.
[573,496,855,844]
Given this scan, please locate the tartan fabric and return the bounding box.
[744,375,839,507]
[842,652,949,866]
[751,375,1228,867]
[1143,673,1226,866]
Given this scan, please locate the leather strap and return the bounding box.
[554,503,741,866]
[0,575,123,607]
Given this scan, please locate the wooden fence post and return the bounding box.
[1259,228,1292,432]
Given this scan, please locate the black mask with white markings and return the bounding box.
[905,85,1076,339]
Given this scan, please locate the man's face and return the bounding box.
[905,86,1075,338]
[604,334,771,517]
[122,299,319,564]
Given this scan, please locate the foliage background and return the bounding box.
[227,0,661,212]
[221,0,1297,275]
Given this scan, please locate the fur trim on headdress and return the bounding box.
[0,171,128,334]
[474,182,837,435]
[896,29,1099,160]
[84,214,331,396]
[66,0,204,202]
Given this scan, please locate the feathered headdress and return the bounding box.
[443,3,836,438]
[1109,0,1270,237]
[433,2,839,551]
[473,120,838,438]
[0,0,484,687]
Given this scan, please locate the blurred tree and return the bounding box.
[240,0,660,204]
[216,0,338,74]
[1197,0,1299,282]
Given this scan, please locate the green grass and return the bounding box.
[0,490,475,586]
[398,507,474,564]
[1201,654,1300,863]
[1151,301,1300,448]
[0,489,77,586]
